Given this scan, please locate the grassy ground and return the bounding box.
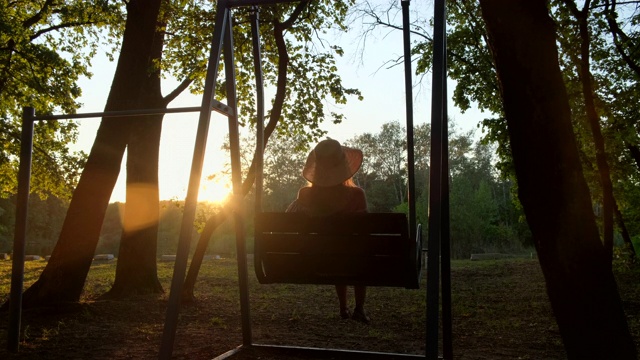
[0,256,639,359]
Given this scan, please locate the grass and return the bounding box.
[0,256,639,359]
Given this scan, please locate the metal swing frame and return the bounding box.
[7,0,451,359]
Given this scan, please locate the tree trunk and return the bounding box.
[581,146,637,259]
[182,214,226,303]
[563,0,615,266]
[107,116,164,297]
[614,202,636,258]
[106,5,167,298]
[19,0,163,307]
[479,1,636,359]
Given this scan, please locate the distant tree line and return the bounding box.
[0,197,239,258]
[347,121,532,259]
[7,117,640,260]
[1,120,535,260]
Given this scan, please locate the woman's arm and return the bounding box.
[352,187,368,213]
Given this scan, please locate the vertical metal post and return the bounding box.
[7,107,35,352]
[224,14,252,347]
[440,47,453,360]
[401,0,417,243]
[426,0,446,359]
[158,2,229,359]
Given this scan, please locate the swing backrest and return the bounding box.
[254,212,421,289]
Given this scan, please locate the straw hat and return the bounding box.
[302,138,363,187]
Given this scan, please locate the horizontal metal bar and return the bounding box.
[212,344,426,359]
[32,100,233,121]
[228,0,301,8]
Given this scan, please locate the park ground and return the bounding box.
[1,256,639,359]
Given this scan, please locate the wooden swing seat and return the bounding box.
[254,212,422,289]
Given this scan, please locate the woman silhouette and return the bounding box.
[286,138,370,323]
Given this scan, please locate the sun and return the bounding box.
[198,177,232,204]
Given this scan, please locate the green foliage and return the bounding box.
[359,0,640,246]
[0,194,68,255]
[261,132,309,211]
[2,197,243,258]
[25,194,68,255]
[346,120,427,211]
[0,197,14,252]
[632,235,640,256]
[549,1,640,244]
[0,1,123,199]
[344,120,530,258]
[98,202,124,255]
[159,0,360,147]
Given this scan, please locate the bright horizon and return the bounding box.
[72,3,483,204]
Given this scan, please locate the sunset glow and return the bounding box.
[198,176,232,204]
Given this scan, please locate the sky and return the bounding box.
[72,3,484,203]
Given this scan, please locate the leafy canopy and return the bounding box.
[0,0,123,198]
[159,0,361,145]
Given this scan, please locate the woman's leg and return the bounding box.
[352,286,370,323]
[354,286,366,309]
[335,285,349,318]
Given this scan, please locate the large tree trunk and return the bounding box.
[107,115,164,297]
[479,1,636,359]
[106,6,166,298]
[19,0,163,307]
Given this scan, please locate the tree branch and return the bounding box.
[358,2,430,42]
[181,1,307,302]
[30,21,101,41]
[0,122,75,185]
[22,0,56,29]
[162,77,193,104]
[565,0,616,264]
[603,0,640,79]
[280,0,310,29]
